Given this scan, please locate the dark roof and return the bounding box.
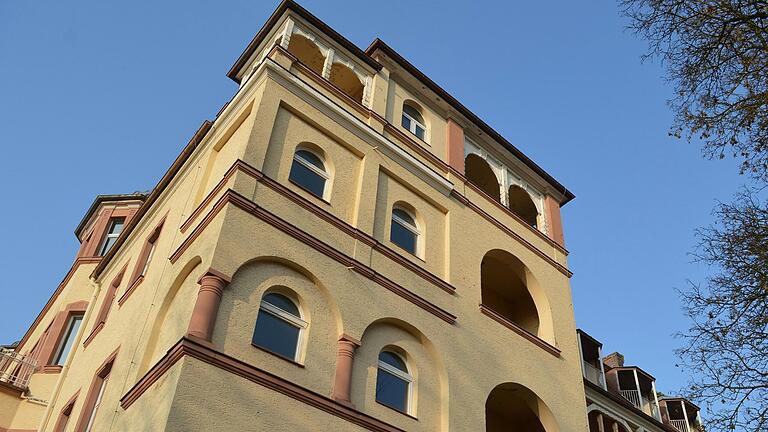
[74,193,148,237]
[609,365,657,382]
[227,0,381,83]
[366,39,575,205]
[577,328,603,348]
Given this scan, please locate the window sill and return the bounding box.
[376,400,418,421]
[118,275,144,306]
[82,321,105,348]
[39,365,63,374]
[251,343,305,368]
[389,242,426,263]
[288,179,331,205]
[479,304,561,358]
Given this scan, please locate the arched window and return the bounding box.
[507,185,539,228]
[376,350,413,414]
[289,149,329,199]
[252,292,307,361]
[464,154,500,202]
[286,34,326,76]
[329,63,364,103]
[390,206,420,256]
[401,103,426,141]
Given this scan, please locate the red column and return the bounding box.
[544,195,565,247]
[187,272,228,342]
[331,334,361,406]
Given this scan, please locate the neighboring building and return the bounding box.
[577,330,703,432]
[0,1,699,432]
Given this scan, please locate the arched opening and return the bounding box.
[481,250,540,336]
[587,410,630,432]
[289,147,330,199]
[329,63,364,103]
[252,290,307,362]
[286,34,326,76]
[486,383,554,432]
[390,203,421,257]
[508,185,539,228]
[465,154,500,202]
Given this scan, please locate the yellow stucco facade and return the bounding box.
[0,2,596,431]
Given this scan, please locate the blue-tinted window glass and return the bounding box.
[54,315,83,365]
[390,217,417,254]
[376,368,409,413]
[289,156,326,198]
[252,309,300,359]
[379,351,407,371]
[262,293,299,316]
[401,114,411,131]
[295,150,324,170]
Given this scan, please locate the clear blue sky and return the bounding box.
[0,0,745,398]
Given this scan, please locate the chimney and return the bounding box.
[604,352,624,368]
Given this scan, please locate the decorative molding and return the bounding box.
[121,337,405,432]
[454,188,571,278]
[16,257,100,351]
[117,275,143,307]
[479,304,561,358]
[181,160,456,296]
[171,188,456,325]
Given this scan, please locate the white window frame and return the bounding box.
[98,217,124,256]
[258,296,308,362]
[52,314,83,365]
[140,241,156,277]
[377,352,414,415]
[401,106,427,142]
[292,150,330,199]
[391,207,421,257]
[84,375,109,432]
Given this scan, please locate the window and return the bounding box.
[289,149,329,199]
[401,104,426,141]
[83,374,108,432]
[98,217,125,256]
[52,314,83,365]
[53,395,77,432]
[376,350,412,414]
[252,293,307,361]
[129,219,165,285]
[76,355,115,432]
[390,207,419,256]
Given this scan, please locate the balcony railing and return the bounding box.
[619,389,642,409]
[0,348,36,390]
[583,361,604,387]
[670,419,689,432]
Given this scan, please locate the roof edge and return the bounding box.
[227,0,381,84]
[74,193,148,238]
[366,38,575,205]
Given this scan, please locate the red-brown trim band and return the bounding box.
[121,338,405,432]
[479,304,561,358]
[172,189,456,325]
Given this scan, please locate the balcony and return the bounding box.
[619,389,641,408]
[0,348,36,391]
[670,419,689,432]
[583,360,604,387]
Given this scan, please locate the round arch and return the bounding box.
[286,33,326,76]
[486,382,559,432]
[329,63,364,103]
[465,154,501,202]
[508,185,539,228]
[480,249,554,343]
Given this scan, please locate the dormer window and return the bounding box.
[98,218,125,256]
[401,103,426,141]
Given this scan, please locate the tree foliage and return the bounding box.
[679,189,768,431]
[622,0,768,181]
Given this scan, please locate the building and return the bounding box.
[577,330,703,432]
[0,1,698,431]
